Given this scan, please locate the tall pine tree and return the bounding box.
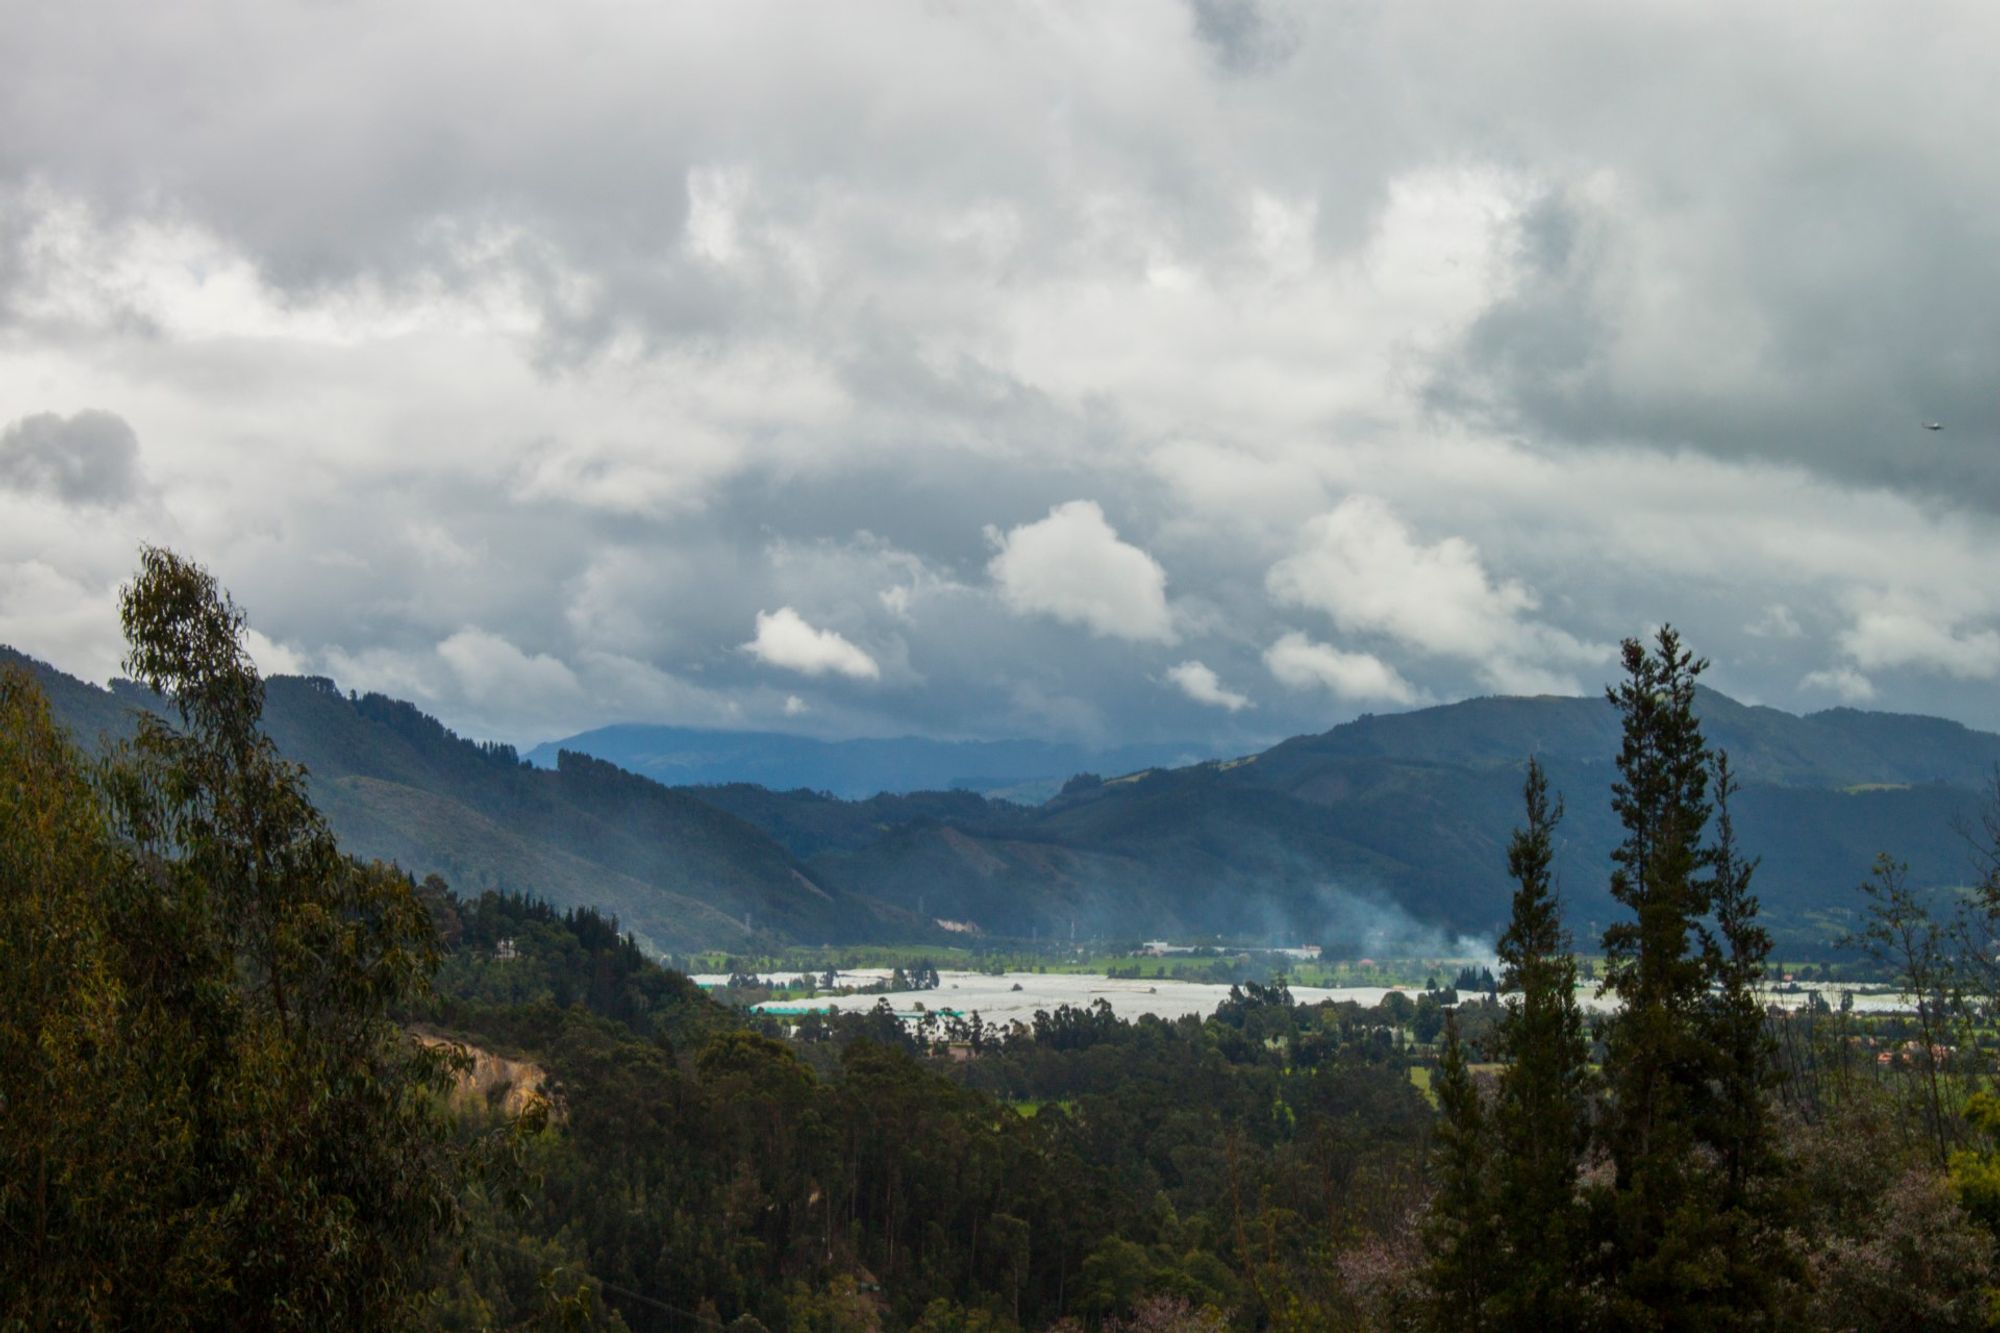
[1700,750,1798,1317]
[1596,627,1717,1321]
[1422,1009,1498,1329]
[1596,626,1792,1324]
[1490,759,1590,1330]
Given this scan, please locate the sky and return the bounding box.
[5,1,2000,751]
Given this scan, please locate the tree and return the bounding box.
[1705,752,1774,1201]
[1421,1010,1497,1328]
[1489,759,1589,1329]
[1701,749,1800,1316]
[1848,853,1964,1168]
[1594,627,1723,1314]
[0,668,152,1326]
[1593,626,1795,1323]
[0,547,466,1326]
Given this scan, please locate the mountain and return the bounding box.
[2,648,926,954]
[683,689,2000,953]
[14,639,1996,956]
[527,723,1213,800]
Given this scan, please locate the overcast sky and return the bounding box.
[6,1,2000,750]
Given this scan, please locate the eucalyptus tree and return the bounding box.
[1,547,466,1327]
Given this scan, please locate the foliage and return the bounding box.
[1846,852,1967,1167]
[1419,1012,1496,1328]
[1488,759,1591,1328]
[1418,629,1807,1328]
[399,884,1436,1330]
[0,547,464,1327]
[19,565,2000,1328]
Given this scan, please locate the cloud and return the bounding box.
[242,627,308,678]
[1837,602,2000,681]
[988,500,1174,643]
[1187,0,1300,75]
[11,4,2000,747]
[0,410,140,505]
[0,559,124,682]
[1263,631,1417,705]
[1166,659,1251,712]
[437,627,583,704]
[1800,666,1875,703]
[745,607,880,680]
[1746,604,1802,639]
[1266,495,1602,692]
[783,693,809,716]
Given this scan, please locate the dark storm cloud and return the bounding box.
[0,410,141,505]
[1434,173,2000,508]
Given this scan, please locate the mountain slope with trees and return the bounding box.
[3,647,927,954]
[12,638,1999,953]
[694,690,2000,951]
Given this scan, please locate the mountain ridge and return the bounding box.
[11,643,1996,955]
[1,647,927,953]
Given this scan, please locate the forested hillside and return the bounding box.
[13,637,1998,954]
[2,646,928,954]
[691,690,2000,952]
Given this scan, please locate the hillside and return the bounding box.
[13,641,1996,955]
[685,690,2000,952]
[3,649,925,953]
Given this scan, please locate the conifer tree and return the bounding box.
[1490,758,1590,1329]
[1423,1010,1497,1329]
[1700,750,1799,1315]
[1594,626,1795,1321]
[1597,629,1716,1303]
[1705,752,1776,1204]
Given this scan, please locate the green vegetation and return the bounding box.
[1415,629,2000,1329]
[1,549,466,1327]
[14,559,2000,1329]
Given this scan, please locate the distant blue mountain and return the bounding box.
[525,724,1216,801]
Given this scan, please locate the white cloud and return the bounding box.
[1746,604,1803,639]
[1165,659,1251,712]
[1266,495,1601,693]
[987,500,1174,642]
[745,606,880,680]
[1263,631,1418,705]
[0,559,124,683]
[783,693,809,715]
[1838,602,2000,681]
[243,627,308,678]
[683,165,752,267]
[437,627,583,704]
[320,643,447,705]
[1800,666,1876,703]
